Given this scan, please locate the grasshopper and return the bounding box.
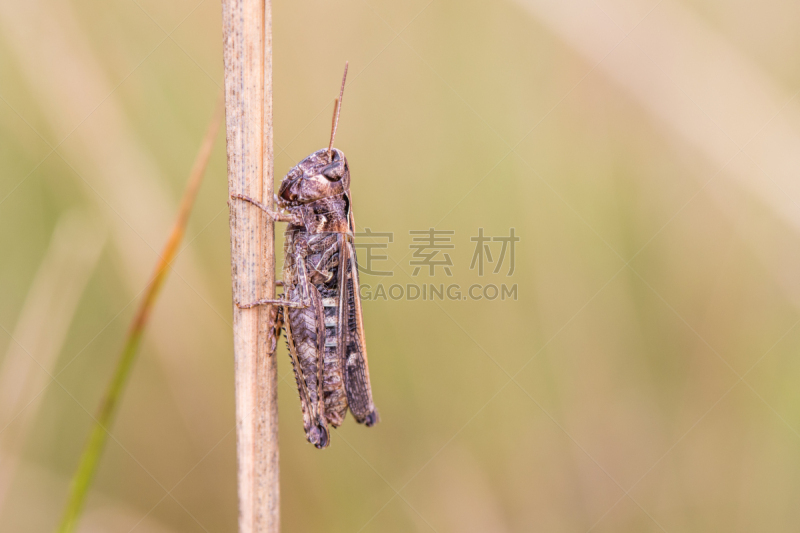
[233,63,378,449]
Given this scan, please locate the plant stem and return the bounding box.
[221,0,278,531]
[55,93,224,533]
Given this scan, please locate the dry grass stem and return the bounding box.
[221,0,278,531]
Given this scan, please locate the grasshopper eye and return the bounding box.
[321,160,345,181]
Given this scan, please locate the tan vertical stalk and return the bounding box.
[221,1,278,532]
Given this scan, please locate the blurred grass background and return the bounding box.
[2,0,800,531]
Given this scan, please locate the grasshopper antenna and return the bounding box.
[327,61,349,160]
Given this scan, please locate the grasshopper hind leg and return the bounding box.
[284,255,332,449]
[308,422,329,449]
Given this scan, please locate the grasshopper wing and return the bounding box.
[340,238,379,425]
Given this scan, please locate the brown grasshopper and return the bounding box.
[233,62,378,449]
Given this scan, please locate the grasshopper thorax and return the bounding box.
[278,148,350,207]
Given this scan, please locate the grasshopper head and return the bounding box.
[278,148,350,205]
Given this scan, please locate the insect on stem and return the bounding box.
[235,61,379,450]
[327,61,349,160]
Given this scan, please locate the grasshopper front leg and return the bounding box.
[236,296,304,309]
[231,193,302,225]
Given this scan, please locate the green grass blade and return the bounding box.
[55,93,224,533]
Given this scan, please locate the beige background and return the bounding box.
[2,0,800,531]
